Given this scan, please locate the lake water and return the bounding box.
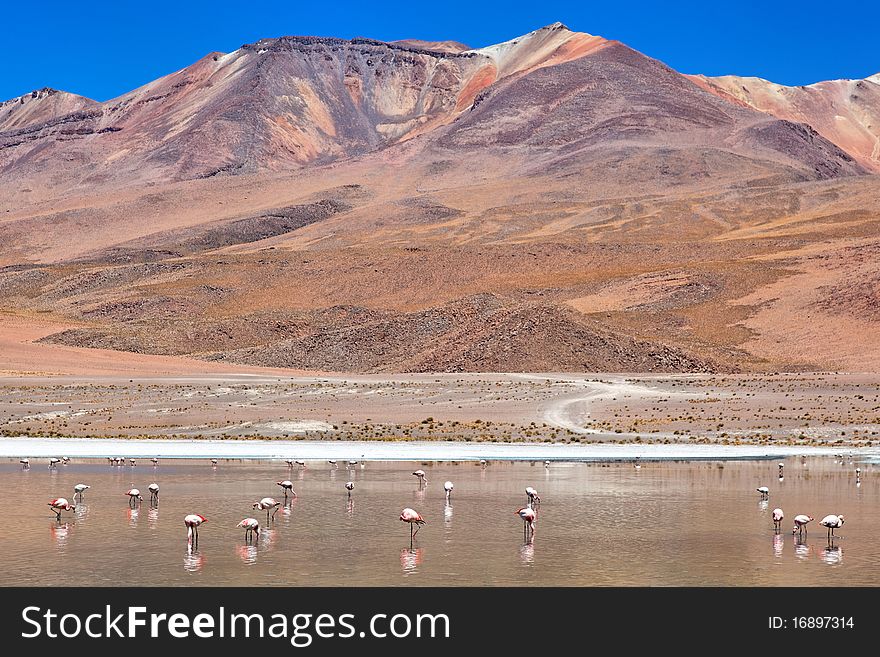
[1,457,875,586]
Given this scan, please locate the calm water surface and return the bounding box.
[1,457,876,586]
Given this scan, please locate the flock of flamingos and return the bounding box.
[28,456,541,548]
[25,456,851,548]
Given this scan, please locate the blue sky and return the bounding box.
[3,1,877,101]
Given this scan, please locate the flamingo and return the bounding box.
[276,480,296,501]
[792,514,814,537]
[819,514,845,540]
[347,460,358,468]
[184,514,206,544]
[210,459,218,467]
[400,508,426,545]
[48,497,75,521]
[253,497,281,522]
[151,458,159,466]
[412,470,427,486]
[61,456,70,465]
[48,458,60,469]
[73,483,90,500]
[756,486,770,499]
[148,483,159,503]
[329,460,338,469]
[772,508,784,531]
[20,458,29,469]
[129,458,136,467]
[126,488,143,507]
[444,481,453,501]
[237,518,260,543]
[345,482,354,498]
[778,462,784,474]
[544,460,551,468]
[525,486,541,507]
[295,460,306,469]
[479,459,487,468]
[516,506,537,539]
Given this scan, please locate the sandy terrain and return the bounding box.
[2,369,879,448]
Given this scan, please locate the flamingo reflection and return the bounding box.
[519,541,535,564]
[794,536,812,561]
[772,534,783,558]
[148,506,159,528]
[400,548,423,575]
[821,545,843,566]
[237,544,258,565]
[128,507,139,527]
[183,544,204,573]
[444,504,453,524]
[50,522,71,550]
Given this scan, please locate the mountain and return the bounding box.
[0,24,879,374]
[690,72,880,172]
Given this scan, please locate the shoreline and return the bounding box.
[0,436,873,461]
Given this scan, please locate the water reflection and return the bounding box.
[184,545,204,573]
[794,538,812,561]
[758,500,769,512]
[400,548,423,575]
[148,507,159,529]
[444,504,453,525]
[237,544,258,565]
[773,534,783,558]
[520,541,535,565]
[127,507,139,528]
[821,545,843,566]
[50,522,71,551]
[75,504,89,521]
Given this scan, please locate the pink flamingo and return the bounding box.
[48,497,75,521]
[525,487,541,507]
[276,480,296,502]
[237,518,260,543]
[772,508,784,532]
[253,497,281,522]
[345,482,354,498]
[20,458,29,469]
[184,514,206,545]
[819,514,845,541]
[444,481,454,501]
[400,508,426,545]
[792,514,813,537]
[148,483,159,503]
[126,488,143,507]
[516,506,537,540]
[412,470,427,487]
[48,458,60,469]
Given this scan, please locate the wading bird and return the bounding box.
[253,497,281,522]
[148,483,159,503]
[286,459,295,468]
[772,508,784,532]
[48,458,60,469]
[400,508,425,545]
[756,486,770,500]
[184,514,206,544]
[544,461,551,468]
[479,459,487,468]
[295,460,306,469]
[444,481,453,501]
[525,487,541,507]
[151,458,159,466]
[237,518,260,543]
[516,506,537,540]
[73,483,90,500]
[126,488,143,507]
[20,458,29,469]
[792,514,814,537]
[329,460,338,469]
[819,515,845,541]
[61,456,70,465]
[778,462,784,475]
[211,459,218,467]
[345,482,354,498]
[129,458,136,467]
[276,480,296,501]
[48,497,75,521]
[412,470,427,487]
